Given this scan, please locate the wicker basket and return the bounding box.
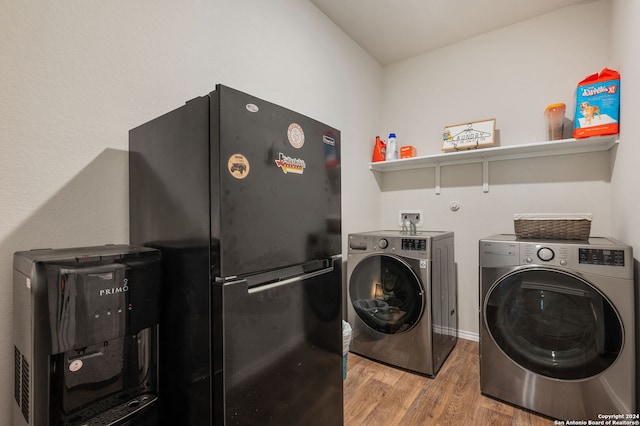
[513,214,592,240]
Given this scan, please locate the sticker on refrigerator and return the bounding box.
[275,153,306,175]
[246,103,259,113]
[69,359,83,372]
[322,135,335,146]
[228,154,250,179]
[287,123,305,148]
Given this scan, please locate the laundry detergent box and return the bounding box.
[400,145,416,158]
[573,68,620,138]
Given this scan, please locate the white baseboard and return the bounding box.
[457,330,479,342]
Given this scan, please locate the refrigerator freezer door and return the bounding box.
[211,86,341,278]
[215,262,343,426]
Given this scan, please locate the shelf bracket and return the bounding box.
[482,158,489,193]
[435,163,441,195]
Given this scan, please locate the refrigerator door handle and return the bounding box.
[247,266,334,294]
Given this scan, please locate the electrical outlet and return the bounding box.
[398,210,423,227]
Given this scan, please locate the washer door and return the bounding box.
[484,268,623,380]
[349,254,424,334]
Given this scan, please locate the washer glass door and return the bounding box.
[349,254,423,334]
[484,268,623,380]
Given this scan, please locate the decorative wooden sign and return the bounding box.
[442,118,496,152]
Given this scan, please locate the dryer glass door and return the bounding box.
[349,254,424,334]
[484,268,623,380]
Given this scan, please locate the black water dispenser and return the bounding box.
[13,245,161,426]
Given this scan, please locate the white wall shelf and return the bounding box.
[369,135,619,194]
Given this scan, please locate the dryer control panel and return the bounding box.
[578,248,625,266]
[480,235,633,280]
[521,244,569,266]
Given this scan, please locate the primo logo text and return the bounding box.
[99,278,129,296]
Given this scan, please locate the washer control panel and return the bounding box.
[401,238,427,251]
[348,231,451,259]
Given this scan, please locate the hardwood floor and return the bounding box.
[343,338,554,426]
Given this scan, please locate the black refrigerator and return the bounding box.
[129,85,343,426]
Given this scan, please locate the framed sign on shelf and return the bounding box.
[442,118,496,152]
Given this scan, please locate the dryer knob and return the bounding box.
[378,238,388,249]
[537,247,555,261]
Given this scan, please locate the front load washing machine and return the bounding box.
[479,235,635,421]
[347,231,456,377]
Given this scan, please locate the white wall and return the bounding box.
[610,2,640,255]
[378,0,617,339]
[610,0,640,410]
[0,0,381,422]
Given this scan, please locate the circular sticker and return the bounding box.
[228,154,250,179]
[287,123,305,148]
[69,359,83,372]
[246,103,259,113]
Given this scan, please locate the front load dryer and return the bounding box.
[479,235,635,421]
[347,231,457,377]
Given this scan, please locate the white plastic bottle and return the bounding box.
[386,133,398,161]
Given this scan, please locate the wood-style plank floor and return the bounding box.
[343,338,554,426]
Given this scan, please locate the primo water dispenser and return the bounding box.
[13,245,161,426]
